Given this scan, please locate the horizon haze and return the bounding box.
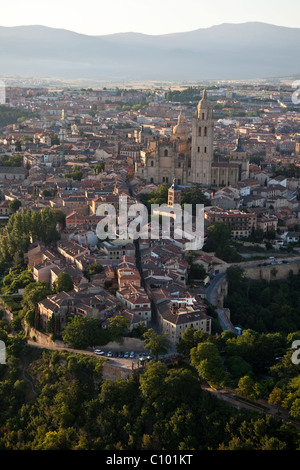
[0,22,300,83]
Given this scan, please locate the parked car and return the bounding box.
[130,352,135,359]
[124,351,130,358]
[107,351,113,357]
[118,351,124,358]
[94,349,104,355]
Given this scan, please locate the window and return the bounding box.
[198,127,202,136]
[204,146,207,153]
[150,160,154,167]
[202,112,205,119]
[198,146,200,153]
[164,149,168,157]
[204,126,207,137]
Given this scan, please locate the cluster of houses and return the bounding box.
[1,84,300,347]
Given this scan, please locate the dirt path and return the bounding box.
[202,385,300,428]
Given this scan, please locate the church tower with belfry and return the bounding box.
[134,88,249,188]
[190,89,214,186]
[168,178,181,207]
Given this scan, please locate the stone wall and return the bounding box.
[102,363,136,381]
[103,337,146,351]
[242,260,300,281]
[28,327,65,348]
[216,280,228,308]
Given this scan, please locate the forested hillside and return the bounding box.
[0,323,298,450]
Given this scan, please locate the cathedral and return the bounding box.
[134,89,249,188]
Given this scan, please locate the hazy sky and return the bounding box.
[2,0,300,35]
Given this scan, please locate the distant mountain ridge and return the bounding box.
[0,22,299,81]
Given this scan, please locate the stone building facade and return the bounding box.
[134,90,249,188]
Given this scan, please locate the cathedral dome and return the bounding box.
[172,111,189,139]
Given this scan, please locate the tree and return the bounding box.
[51,136,60,146]
[93,162,105,174]
[41,190,52,198]
[21,281,51,312]
[53,272,74,293]
[139,361,168,402]
[0,153,23,167]
[236,375,257,399]
[143,329,170,360]
[2,268,33,295]
[64,165,83,181]
[290,398,300,419]
[225,356,253,380]
[38,207,60,245]
[84,263,103,280]
[226,265,245,286]
[190,341,225,388]
[140,184,169,211]
[226,265,245,294]
[108,315,130,339]
[268,387,285,406]
[216,244,242,263]
[189,263,206,281]
[204,222,231,252]
[51,208,66,230]
[24,309,35,328]
[9,199,21,213]
[181,184,209,214]
[177,328,210,356]
[15,141,22,152]
[62,316,100,349]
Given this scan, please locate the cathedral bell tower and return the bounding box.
[190,89,214,186]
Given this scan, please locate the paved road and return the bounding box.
[26,340,149,370]
[205,273,236,332]
[206,273,226,306]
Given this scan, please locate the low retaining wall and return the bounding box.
[27,328,146,353]
[28,328,66,348]
[102,363,136,381]
[103,337,146,351]
[243,261,300,281]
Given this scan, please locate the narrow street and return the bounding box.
[206,272,226,306]
[206,272,236,332]
[134,239,160,334]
